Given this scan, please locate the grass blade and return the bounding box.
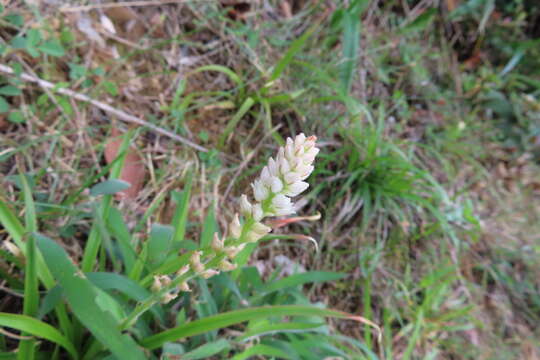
[0,313,78,359]
[340,8,361,93]
[36,234,146,360]
[171,172,193,244]
[218,97,255,148]
[140,305,380,350]
[230,344,292,360]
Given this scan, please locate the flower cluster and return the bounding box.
[150,134,319,303]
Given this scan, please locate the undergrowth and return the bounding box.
[1,0,539,359]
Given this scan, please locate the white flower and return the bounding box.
[252,203,264,221]
[269,176,283,193]
[268,157,279,176]
[284,181,309,197]
[284,172,301,184]
[271,194,294,216]
[252,180,269,202]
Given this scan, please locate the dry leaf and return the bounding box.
[104,129,146,200]
[280,1,293,19]
[0,115,8,131]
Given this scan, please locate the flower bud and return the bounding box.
[190,251,204,273]
[200,269,220,279]
[240,194,252,216]
[211,233,224,252]
[161,293,177,304]
[179,281,191,292]
[177,265,190,276]
[218,260,237,271]
[230,214,241,239]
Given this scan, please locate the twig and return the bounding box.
[60,0,204,12]
[0,63,208,153]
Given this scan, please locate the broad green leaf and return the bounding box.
[36,234,146,360]
[38,40,65,57]
[8,111,25,123]
[89,179,131,196]
[4,13,23,27]
[0,313,77,359]
[0,96,9,113]
[10,36,26,49]
[0,85,21,96]
[102,81,118,96]
[26,29,41,47]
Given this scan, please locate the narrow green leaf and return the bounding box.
[18,233,38,360]
[106,207,136,272]
[179,339,230,360]
[218,97,255,148]
[171,173,193,244]
[190,65,244,99]
[260,271,346,295]
[0,313,77,359]
[230,344,292,360]
[82,130,133,272]
[140,305,360,350]
[401,8,437,34]
[237,321,325,341]
[36,234,146,360]
[89,179,131,196]
[199,207,216,248]
[147,224,174,269]
[340,10,360,93]
[269,26,315,82]
[37,285,63,319]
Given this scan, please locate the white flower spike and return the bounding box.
[162,134,319,298]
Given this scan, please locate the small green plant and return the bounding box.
[0,134,378,359]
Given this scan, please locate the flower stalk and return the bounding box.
[122,134,319,327]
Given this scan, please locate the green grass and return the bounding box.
[1,0,540,359]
